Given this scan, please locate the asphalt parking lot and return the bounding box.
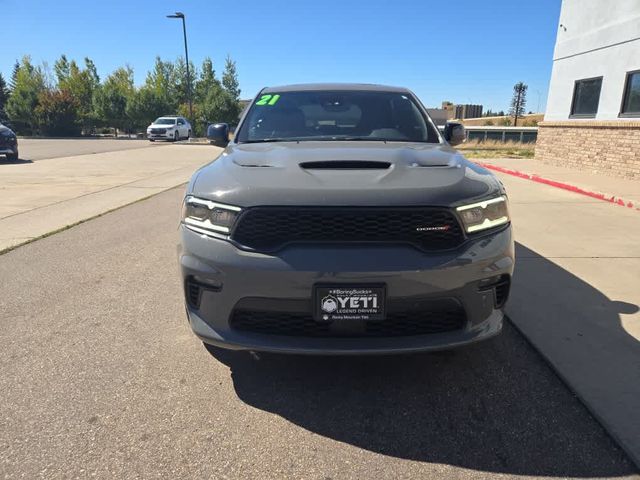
[0,186,636,479]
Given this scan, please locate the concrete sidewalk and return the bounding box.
[483,159,640,466]
[478,157,640,208]
[0,144,220,252]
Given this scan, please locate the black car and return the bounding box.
[0,123,19,161]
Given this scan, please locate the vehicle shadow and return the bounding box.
[204,242,638,477]
[1,156,33,164]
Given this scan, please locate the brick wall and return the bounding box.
[535,121,640,180]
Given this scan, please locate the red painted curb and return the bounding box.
[478,162,639,211]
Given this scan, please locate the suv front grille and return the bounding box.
[150,128,167,134]
[231,207,464,252]
[229,306,466,338]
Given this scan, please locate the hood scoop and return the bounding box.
[300,160,391,170]
[410,161,451,167]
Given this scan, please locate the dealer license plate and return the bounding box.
[313,285,386,322]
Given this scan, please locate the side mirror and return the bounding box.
[207,123,230,147]
[443,122,466,146]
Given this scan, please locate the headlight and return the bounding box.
[456,196,509,233]
[181,196,241,235]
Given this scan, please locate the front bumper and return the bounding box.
[179,225,514,354]
[0,144,17,155]
[147,131,175,140]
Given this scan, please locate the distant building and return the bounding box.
[441,101,455,116]
[537,0,640,179]
[454,104,483,120]
[427,101,483,125]
[426,108,452,126]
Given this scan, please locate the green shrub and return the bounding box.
[35,90,81,136]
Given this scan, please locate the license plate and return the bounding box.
[314,285,386,322]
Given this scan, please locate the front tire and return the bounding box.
[173,131,179,142]
[6,152,18,161]
[187,130,191,140]
[149,139,155,142]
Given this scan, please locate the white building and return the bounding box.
[536,0,640,178]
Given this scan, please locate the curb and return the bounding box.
[478,162,639,211]
[175,140,214,146]
[505,315,640,469]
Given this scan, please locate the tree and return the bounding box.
[54,54,71,85]
[0,73,9,122]
[56,56,101,133]
[189,57,223,135]
[126,86,173,131]
[35,89,81,136]
[171,56,196,109]
[5,56,46,134]
[195,57,220,104]
[222,55,240,100]
[145,57,176,110]
[509,82,527,126]
[207,55,242,125]
[84,57,100,87]
[201,87,240,125]
[93,66,134,134]
[82,57,101,131]
[9,61,20,91]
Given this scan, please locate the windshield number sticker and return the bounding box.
[256,94,280,106]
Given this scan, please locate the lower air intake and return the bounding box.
[229,306,466,338]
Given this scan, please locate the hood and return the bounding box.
[0,125,15,135]
[148,123,175,129]
[190,141,502,207]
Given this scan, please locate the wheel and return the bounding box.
[187,130,191,140]
[173,131,179,142]
[149,139,155,142]
[6,152,18,161]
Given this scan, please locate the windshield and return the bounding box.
[236,91,440,143]
[154,118,176,125]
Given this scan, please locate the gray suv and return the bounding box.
[179,84,514,354]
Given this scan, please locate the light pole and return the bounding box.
[167,12,193,121]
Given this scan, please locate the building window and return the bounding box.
[570,77,602,117]
[620,70,640,117]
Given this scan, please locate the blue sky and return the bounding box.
[2,0,561,112]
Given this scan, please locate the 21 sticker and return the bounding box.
[255,94,281,106]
